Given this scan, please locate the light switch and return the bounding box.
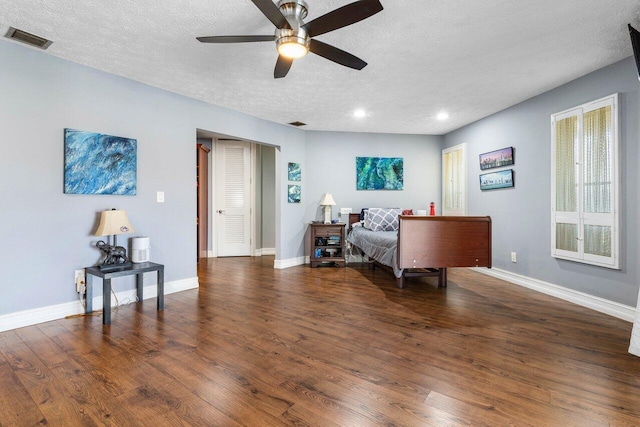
[157,191,165,203]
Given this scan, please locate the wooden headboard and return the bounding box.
[348,213,361,226]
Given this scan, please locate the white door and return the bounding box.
[215,140,252,256]
[442,143,467,216]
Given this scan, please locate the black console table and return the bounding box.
[85,262,164,325]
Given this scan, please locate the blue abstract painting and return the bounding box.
[288,162,301,181]
[64,129,137,195]
[288,185,301,203]
[356,157,403,190]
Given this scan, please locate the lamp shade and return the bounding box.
[319,193,336,206]
[94,209,135,236]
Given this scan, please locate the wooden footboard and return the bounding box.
[348,213,492,289]
[397,215,492,272]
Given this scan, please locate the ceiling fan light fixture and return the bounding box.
[277,38,309,58]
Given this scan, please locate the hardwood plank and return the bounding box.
[0,256,639,425]
[0,359,46,426]
[147,352,288,425]
[47,359,142,425]
[425,390,532,427]
[15,325,71,367]
[0,339,100,425]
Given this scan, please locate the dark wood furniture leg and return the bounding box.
[103,278,112,325]
[157,268,164,311]
[86,274,93,313]
[136,273,143,302]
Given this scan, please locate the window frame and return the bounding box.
[550,93,620,269]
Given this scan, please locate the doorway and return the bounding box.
[196,130,276,259]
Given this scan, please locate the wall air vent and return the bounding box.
[288,121,307,127]
[5,27,52,50]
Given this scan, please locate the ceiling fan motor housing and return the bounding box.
[275,0,310,56]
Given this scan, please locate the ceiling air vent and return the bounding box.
[288,121,306,127]
[5,27,53,50]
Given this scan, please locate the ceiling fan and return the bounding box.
[197,0,383,78]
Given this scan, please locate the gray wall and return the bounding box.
[443,57,640,306]
[304,131,443,245]
[0,39,305,315]
[261,145,276,249]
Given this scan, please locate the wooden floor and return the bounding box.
[1,257,639,426]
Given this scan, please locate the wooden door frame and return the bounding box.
[197,143,211,258]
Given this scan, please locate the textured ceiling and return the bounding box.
[2,1,639,135]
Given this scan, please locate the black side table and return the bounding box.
[85,262,164,325]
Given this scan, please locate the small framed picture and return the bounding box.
[288,185,301,203]
[479,147,514,170]
[480,169,514,191]
[288,162,301,181]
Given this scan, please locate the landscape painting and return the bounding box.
[480,169,514,190]
[479,147,514,170]
[356,157,404,190]
[64,129,137,195]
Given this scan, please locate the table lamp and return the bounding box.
[94,208,135,270]
[320,193,336,224]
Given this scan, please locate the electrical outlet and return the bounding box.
[340,208,352,215]
[511,252,517,263]
[75,269,85,293]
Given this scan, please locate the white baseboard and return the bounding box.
[274,256,306,269]
[0,277,199,333]
[472,267,636,322]
[254,247,276,256]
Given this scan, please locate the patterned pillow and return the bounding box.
[364,208,402,231]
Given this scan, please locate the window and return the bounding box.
[442,143,466,216]
[551,94,619,269]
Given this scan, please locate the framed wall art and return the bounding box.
[64,129,137,195]
[288,162,301,181]
[356,157,403,190]
[479,147,514,170]
[288,185,301,203]
[480,169,514,191]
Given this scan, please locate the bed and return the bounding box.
[347,211,492,288]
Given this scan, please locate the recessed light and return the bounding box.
[436,112,449,121]
[354,109,366,118]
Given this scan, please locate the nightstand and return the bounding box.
[309,222,346,267]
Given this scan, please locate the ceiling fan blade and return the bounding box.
[303,0,383,37]
[197,35,274,43]
[251,0,291,29]
[274,55,293,78]
[309,39,367,70]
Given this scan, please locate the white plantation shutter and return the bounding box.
[551,94,619,269]
[442,143,466,216]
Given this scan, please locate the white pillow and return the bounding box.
[364,208,402,231]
